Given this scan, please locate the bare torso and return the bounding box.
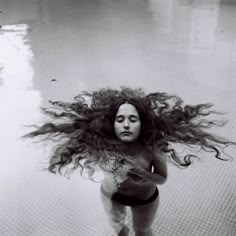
[101,146,157,200]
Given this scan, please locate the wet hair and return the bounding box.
[22,87,235,178]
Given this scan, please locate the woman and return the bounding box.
[23,87,235,236]
[100,101,167,236]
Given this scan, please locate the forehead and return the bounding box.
[116,103,139,116]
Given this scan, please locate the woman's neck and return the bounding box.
[122,141,144,155]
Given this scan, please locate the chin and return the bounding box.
[120,137,136,143]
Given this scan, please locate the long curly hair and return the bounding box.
[22,87,235,178]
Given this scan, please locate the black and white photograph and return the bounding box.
[0,0,236,235]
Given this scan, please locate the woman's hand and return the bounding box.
[112,163,132,181]
[128,167,145,176]
[127,169,147,184]
[120,158,148,183]
[129,162,167,185]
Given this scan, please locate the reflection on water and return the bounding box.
[189,0,220,55]
[148,0,221,55]
[0,24,34,90]
[0,23,40,129]
[147,0,173,34]
[147,0,236,95]
[0,23,44,235]
[28,0,236,106]
[0,23,41,169]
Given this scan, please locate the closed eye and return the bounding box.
[129,115,138,122]
[115,116,124,122]
[115,115,139,123]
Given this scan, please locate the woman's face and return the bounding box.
[114,103,141,142]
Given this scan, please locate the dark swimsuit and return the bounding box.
[101,185,159,207]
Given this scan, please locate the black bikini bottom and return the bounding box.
[101,185,159,207]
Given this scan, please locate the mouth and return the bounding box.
[121,132,132,136]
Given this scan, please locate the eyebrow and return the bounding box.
[115,114,139,118]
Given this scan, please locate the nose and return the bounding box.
[123,119,130,129]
